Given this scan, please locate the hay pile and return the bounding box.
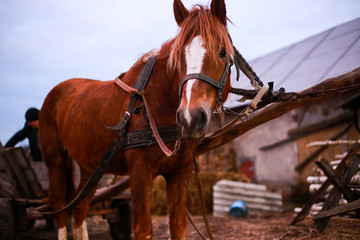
[151,171,248,215]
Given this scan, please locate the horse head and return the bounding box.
[170,0,234,139]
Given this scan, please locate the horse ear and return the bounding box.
[210,0,227,25]
[173,0,189,26]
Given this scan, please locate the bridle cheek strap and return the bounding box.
[179,59,230,103]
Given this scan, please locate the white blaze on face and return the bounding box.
[184,35,206,125]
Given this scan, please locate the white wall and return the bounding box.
[233,111,299,186]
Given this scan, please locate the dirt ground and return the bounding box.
[16,211,360,240]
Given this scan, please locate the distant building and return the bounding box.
[200,18,360,194]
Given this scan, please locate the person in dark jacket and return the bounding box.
[5,108,42,161]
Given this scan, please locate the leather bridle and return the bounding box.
[179,59,231,103]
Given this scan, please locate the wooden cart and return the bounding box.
[0,142,131,240]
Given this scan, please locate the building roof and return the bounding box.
[226,17,360,108]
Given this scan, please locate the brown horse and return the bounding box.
[39,0,235,239]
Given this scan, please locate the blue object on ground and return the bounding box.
[229,200,248,218]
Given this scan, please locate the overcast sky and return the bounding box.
[1,0,359,145]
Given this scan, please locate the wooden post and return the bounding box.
[315,158,357,202]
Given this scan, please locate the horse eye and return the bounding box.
[219,49,227,58]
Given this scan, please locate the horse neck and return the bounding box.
[147,56,179,126]
[121,53,179,128]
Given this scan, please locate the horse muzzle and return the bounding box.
[176,106,210,139]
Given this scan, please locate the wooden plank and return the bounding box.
[313,198,360,220]
[5,148,34,197]
[295,123,352,171]
[0,176,15,197]
[0,142,23,197]
[5,148,42,198]
[0,142,44,199]
[308,139,360,147]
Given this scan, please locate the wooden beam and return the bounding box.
[196,66,360,155]
[313,198,360,220]
[91,176,130,204]
[315,158,357,202]
[315,182,343,232]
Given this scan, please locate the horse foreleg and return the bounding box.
[130,162,153,240]
[163,162,193,240]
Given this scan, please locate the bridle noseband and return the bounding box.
[179,59,231,103]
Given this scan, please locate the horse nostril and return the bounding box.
[195,110,207,130]
[176,109,183,126]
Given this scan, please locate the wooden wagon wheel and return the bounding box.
[0,198,15,240]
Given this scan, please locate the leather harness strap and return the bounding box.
[107,55,158,132]
[140,93,181,157]
[28,55,178,217]
[113,67,181,155]
[124,125,179,150]
[180,59,230,103]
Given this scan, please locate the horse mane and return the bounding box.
[140,49,160,63]
[168,5,234,73]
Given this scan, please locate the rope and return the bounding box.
[186,210,208,240]
[194,157,214,240]
[184,157,215,240]
[233,46,263,88]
